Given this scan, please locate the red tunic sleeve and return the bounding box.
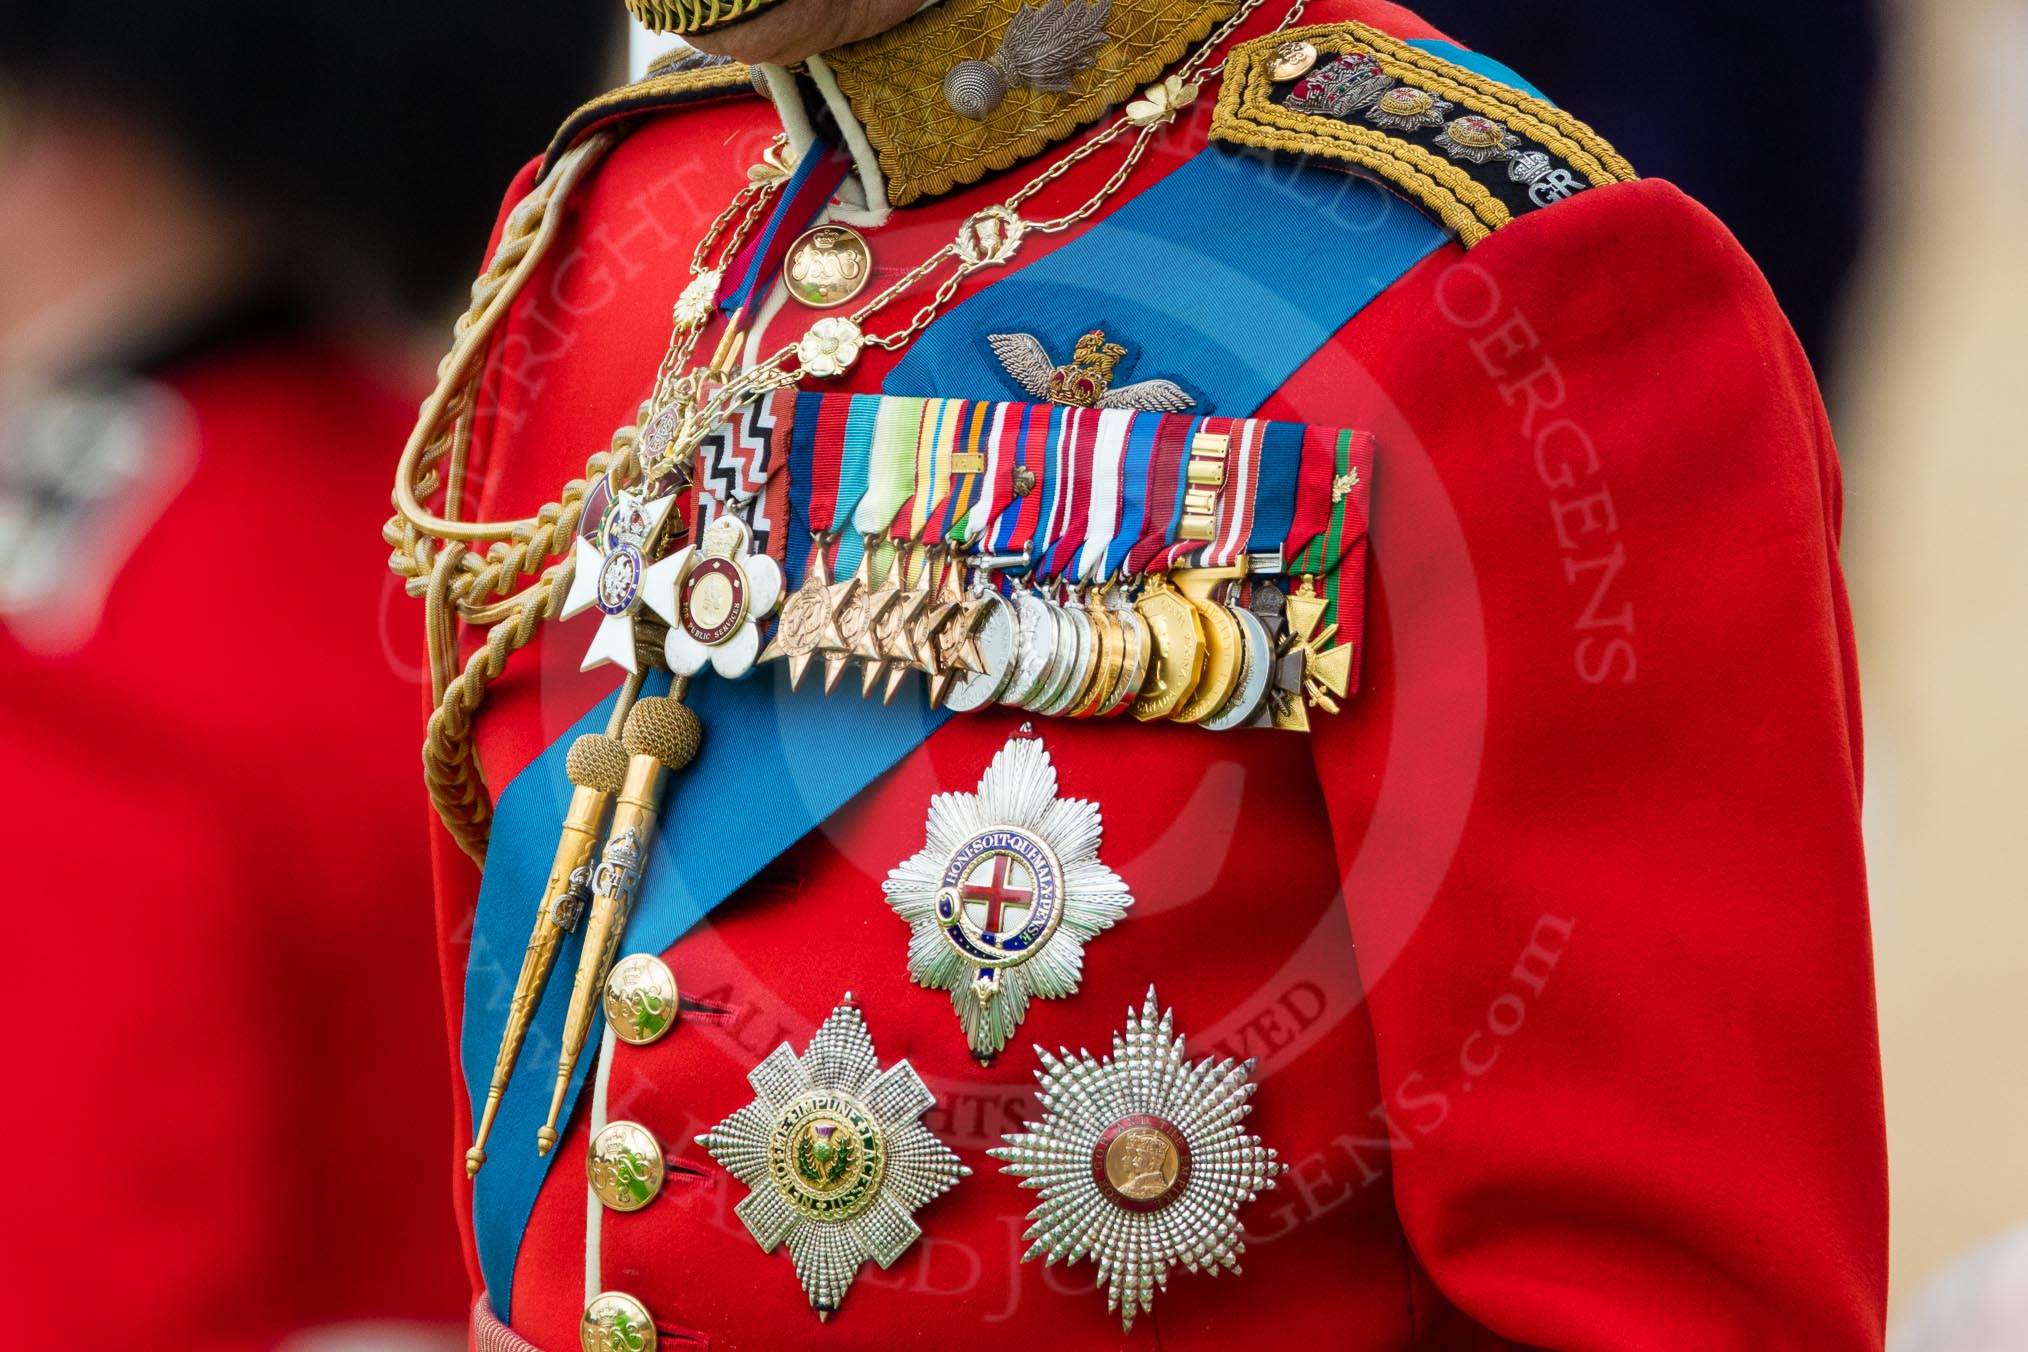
[1274,177,1885,1347]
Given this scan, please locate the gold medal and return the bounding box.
[1170,595,1240,724]
[1070,588,1122,717]
[782,224,873,308]
[1101,587,1150,716]
[1168,566,1246,725]
[1131,575,1205,721]
[1203,601,1273,732]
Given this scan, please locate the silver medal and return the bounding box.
[1002,590,1060,709]
[1017,594,1074,712]
[1036,602,1095,716]
[1203,601,1272,731]
[941,591,1018,713]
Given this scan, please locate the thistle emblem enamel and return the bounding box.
[883,735,1131,1061]
[696,996,966,1320]
[989,988,1285,1331]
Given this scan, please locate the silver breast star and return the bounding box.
[989,987,1286,1330]
[882,734,1132,1061]
[696,996,967,1320]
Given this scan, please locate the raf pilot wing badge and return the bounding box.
[990,329,1196,412]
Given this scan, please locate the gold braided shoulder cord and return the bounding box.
[393,126,798,865]
[388,133,650,866]
[625,0,789,35]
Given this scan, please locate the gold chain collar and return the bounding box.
[389,0,1306,860]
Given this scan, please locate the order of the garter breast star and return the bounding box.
[882,733,1133,1060]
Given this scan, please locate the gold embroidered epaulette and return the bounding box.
[537,52,759,182]
[1210,23,1635,247]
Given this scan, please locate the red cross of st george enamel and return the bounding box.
[963,854,1035,934]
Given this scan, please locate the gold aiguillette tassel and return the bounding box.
[465,729,631,1177]
[536,688,702,1155]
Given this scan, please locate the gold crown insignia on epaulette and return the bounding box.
[1211,22,1635,247]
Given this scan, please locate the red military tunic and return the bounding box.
[0,320,469,1349]
[423,1,1886,1346]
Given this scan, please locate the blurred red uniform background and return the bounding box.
[0,5,614,1346]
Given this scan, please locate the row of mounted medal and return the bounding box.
[565,435,1361,736]
[778,544,1338,735]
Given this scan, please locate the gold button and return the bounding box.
[581,1291,657,1352]
[1268,39,1319,82]
[604,953,679,1046]
[587,1120,666,1213]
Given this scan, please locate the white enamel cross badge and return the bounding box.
[558,480,683,673]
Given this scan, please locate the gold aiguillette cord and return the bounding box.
[537,680,702,1155]
[466,672,648,1176]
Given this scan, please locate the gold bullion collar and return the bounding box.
[759,0,1241,212]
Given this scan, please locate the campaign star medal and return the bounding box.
[558,482,683,672]
[696,996,966,1321]
[882,734,1132,1061]
[758,537,853,691]
[924,556,989,708]
[813,545,882,696]
[989,987,1286,1331]
[869,544,934,703]
[663,514,783,679]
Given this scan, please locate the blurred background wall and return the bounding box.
[0,7,624,1349]
[1840,0,2028,1340]
[1407,0,2028,1336]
